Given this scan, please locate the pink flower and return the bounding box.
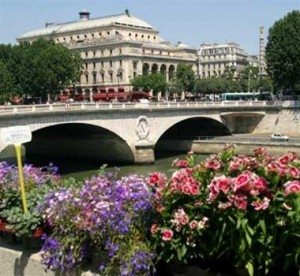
[229,160,242,171]
[234,173,251,192]
[284,180,300,195]
[251,177,268,195]
[254,147,267,156]
[189,220,198,229]
[288,167,300,179]
[204,158,221,170]
[180,214,189,225]
[209,176,232,201]
[161,229,173,241]
[173,159,189,168]
[190,184,200,195]
[278,154,290,166]
[148,172,167,188]
[150,224,158,235]
[251,197,270,211]
[216,176,231,194]
[230,194,248,210]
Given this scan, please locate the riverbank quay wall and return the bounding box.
[191,140,300,156]
[0,101,299,163]
[0,239,101,276]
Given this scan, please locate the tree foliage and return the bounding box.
[0,61,15,104]
[266,10,300,93]
[131,73,167,95]
[0,39,82,102]
[174,64,195,92]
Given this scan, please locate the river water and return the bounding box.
[32,153,208,181]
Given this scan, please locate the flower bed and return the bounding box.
[38,174,155,274]
[0,162,60,238]
[149,146,300,275]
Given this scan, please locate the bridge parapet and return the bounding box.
[0,101,286,116]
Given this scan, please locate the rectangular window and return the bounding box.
[110,61,113,67]
[119,60,122,67]
[93,62,96,69]
[119,72,123,81]
[119,48,122,54]
[85,74,89,83]
[110,72,113,82]
[101,61,104,67]
[133,72,137,78]
[93,73,97,84]
[101,73,104,83]
[133,62,137,69]
[85,63,88,70]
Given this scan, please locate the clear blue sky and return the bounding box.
[0,0,299,54]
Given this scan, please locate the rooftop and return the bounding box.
[19,10,156,39]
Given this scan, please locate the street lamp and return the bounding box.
[248,69,252,92]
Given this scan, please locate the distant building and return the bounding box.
[18,10,197,93]
[197,42,248,78]
[247,54,259,67]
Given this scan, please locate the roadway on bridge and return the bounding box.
[205,133,300,144]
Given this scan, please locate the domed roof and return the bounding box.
[176,42,191,49]
[19,12,155,39]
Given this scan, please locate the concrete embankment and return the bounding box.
[191,140,300,156]
[156,139,300,156]
[0,239,97,276]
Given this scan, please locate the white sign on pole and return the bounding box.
[1,126,32,145]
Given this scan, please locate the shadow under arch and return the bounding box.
[155,117,231,156]
[24,123,134,173]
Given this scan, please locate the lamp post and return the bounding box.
[248,69,252,92]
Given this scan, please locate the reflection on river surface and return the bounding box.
[27,152,208,181]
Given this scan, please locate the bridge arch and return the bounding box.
[25,123,135,166]
[154,116,230,153]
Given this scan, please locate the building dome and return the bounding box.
[176,41,190,49]
[19,11,155,40]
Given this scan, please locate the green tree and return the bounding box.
[0,61,15,104]
[221,66,236,80]
[131,73,167,95]
[266,10,300,94]
[0,39,82,102]
[175,64,195,92]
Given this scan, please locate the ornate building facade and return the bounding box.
[18,10,197,93]
[197,42,249,78]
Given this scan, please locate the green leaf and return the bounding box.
[176,245,187,261]
[259,219,266,235]
[245,231,252,247]
[246,261,254,276]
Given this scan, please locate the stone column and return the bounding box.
[133,144,155,164]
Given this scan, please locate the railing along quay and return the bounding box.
[0,101,292,116]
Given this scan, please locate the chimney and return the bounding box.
[79,10,90,21]
[45,22,54,27]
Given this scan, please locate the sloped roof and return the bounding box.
[19,12,155,39]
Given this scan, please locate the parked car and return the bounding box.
[270,133,289,141]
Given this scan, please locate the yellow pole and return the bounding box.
[15,144,28,213]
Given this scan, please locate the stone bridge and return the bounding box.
[0,101,299,163]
